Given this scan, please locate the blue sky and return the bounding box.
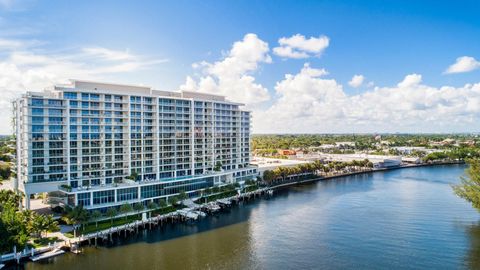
[1,0,480,133]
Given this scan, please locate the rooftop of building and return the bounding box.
[251,157,311,171]
[44,79,244,105]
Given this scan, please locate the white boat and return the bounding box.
[195,211,207,218]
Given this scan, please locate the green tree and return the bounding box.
[133,203,144,218]
[147,201,158,210]
[0,162,11,180]
[169,196,179,206]
[453,159,480,211]
[158,199,167,208]
[90,210,102,228]
[119,203,133,220]
[263,170,276,184]
[32,214,58,238]
[63,205,89,237]
[106,207,117,225]
[214,161,222,171]
[178,191,189,201]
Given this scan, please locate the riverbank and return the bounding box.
[21,163,476,270]
[8,161,465,267]
[269,161,465,190]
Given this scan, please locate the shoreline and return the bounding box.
[268,161,465,190]
[7,161,465,266]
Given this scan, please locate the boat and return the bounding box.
[194,211,207,218]
[216,199,232,207]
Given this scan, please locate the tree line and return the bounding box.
[262,159,374,185]
[0,190,59,253]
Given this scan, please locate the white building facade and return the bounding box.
[13,80,257,210]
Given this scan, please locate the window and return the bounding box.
[32,108,44,115]
[48,117,63,123]
[117,187,138,202]
[93,190,114,205]
[64,92,78,100]
[32,116,43,123]
[48,99,62,107]
[48,109,62,116]
[31,99,44,106]
[32,125,44,133]
[49,125,63,133]
[77,192,90,206]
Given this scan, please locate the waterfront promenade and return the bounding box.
[2,160,465,266]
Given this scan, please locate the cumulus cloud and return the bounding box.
[348,74,365,88]
[0,38,167,134]
[180,33,271,105]
[273,34,329,59]
[254,66,480,133]
[397,73,422,88]
[445,56,480,74]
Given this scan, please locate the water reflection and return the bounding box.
[21,165,479,270]
[466,222,480,270]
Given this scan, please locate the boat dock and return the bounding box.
[1,186,273,266]
[30,249,65,262]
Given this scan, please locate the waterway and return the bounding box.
[23,164,480,270]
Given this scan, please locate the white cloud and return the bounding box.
[397,73,422,88]
[445,56,480,74]
[0,38,23,49]
[348,74,365,88]
[273,34,329,59]
[254,65,480,133]
[180,33,271,105]
[0,38,167,134]
[82,47,135,61]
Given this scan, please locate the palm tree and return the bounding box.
[63,205,89,237]
[91,210,102,228]
[133,203,144,218]
[169,196,179,206]
[147,201,158,211]
[178,191,188,201]
[159,199,167,208]
[263,170,275,184]
[106,207,117,225]
[147,201,157,218]
[32,214,59,238]
[119,203,133,220]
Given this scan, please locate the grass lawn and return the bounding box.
[64,206,178,238]
[244,185,259,192]
[195,190,238,203]
[31,236,61,248]
[151,206,176,216]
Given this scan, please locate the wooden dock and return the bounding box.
[30,249,65,262]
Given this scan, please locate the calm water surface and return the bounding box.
[23,165,480,270]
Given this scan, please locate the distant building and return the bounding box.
[316,153,402,168]
[251,157,311,176]
[277,149,296,155]
[335,142,355,147]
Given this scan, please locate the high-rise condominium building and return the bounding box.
[13,80,257,210]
